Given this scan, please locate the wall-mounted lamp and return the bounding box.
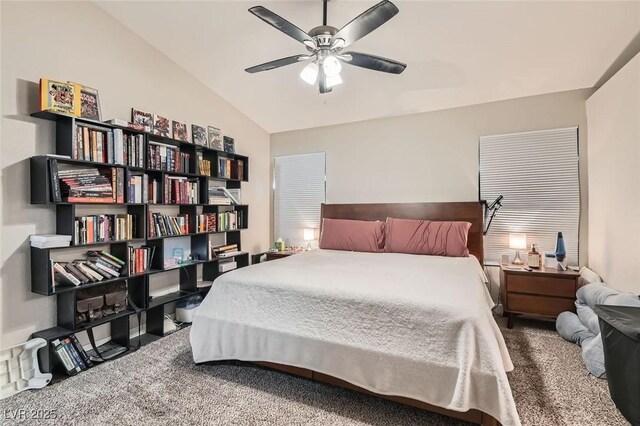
[482,195,503,235]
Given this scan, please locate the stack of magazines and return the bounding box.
[30,234,71,249]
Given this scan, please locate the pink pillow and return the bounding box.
[319,218,385,253]
[385,218,471,257]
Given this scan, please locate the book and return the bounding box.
[172,121,188,142]
[48,159,62,202]
[30,234,71,248]
[153,114,171,138]
[51,339,80,376]
[191,125,207,146]
[69,334,93,368]
[39,79,81,116]
[219,261,237,273]
[77,84,101,121]
[131,108,153,133]
[207,126,222,150]
[53,263,81,286]
[63,337,87,370]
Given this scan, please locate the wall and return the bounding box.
[0,1,270,348]
[586,52,640,293]
[272,89,591,301]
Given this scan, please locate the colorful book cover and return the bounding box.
[208,126,223,150]
[223,136,235,153]
[131,108,153,132]
[172,121,188,142]
[40,79,81,116]
[153,114,172,138]
[78,85,101,120]
[191,125,207,146]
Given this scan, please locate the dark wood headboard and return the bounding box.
[320,202,484,264]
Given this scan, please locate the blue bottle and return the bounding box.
[555,232,566,262]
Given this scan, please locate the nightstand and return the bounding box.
[265,250,300,261]
[500,265,580,329]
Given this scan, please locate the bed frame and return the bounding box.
[259,202,497,425]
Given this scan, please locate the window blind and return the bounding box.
[479,127,579,264]
[273,152,326,247]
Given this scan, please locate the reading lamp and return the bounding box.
[304,228,316,251]
[509,233,527,265]
[482,195,503,235]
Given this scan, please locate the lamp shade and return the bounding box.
[509,233,527,250]
[304,228,316,241]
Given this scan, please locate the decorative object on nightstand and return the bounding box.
[555,231,567,270]
[526,244,541,269]
[500,265,580,328]
[509,233,526,265]
[304,228,316,251]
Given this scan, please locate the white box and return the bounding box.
[544,253,558,269]
[219,261,237,273]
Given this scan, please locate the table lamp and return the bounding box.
[304,228,316,251]
[509,233,527,265]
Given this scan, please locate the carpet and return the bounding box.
[0,317,627,426]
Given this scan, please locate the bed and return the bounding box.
[190,202,520,426]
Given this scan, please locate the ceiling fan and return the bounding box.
[245,0,406,94]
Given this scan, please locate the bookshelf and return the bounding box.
[29,111,250,377]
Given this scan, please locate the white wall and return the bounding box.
[586,52,640,293]
[0,1,270,348]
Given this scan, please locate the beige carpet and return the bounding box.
[0,317,628,425]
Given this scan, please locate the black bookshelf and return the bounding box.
[29,111,250,377]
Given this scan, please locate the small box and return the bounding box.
[219,261,237,273]
[544,253,558,269]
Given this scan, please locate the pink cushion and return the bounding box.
[319,218,385,253]
[385,218,471,257]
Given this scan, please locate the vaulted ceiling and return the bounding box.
[96,1,640,133]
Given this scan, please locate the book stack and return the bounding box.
[128,173,148,203]
[129,246,155,275]
[217,210,246,231]
[148,142,191,173]
[30,234,71,249]
[210,243,241,259]
[208,187,232,205]
[148,212,190,238]
[51,250,125,287]
[51,335,93,376]
[218,158,244,180]
[219,260,237,273]
[56,166,124,203]
[164,176,198,204]
[74,213,137,244]
[195,213,217,233]
[72,125,144,167]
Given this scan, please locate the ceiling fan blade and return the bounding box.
[318,67,332,94]
[342,51,406,74]
[249,6,316,48]
[331,0,399,48]
[245,55,310,74]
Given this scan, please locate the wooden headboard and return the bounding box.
[320,202,484,265]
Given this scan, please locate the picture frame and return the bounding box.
[223,136,235,153]
[131,108,153,133]
[191,125,207,146]
[153,114,172,138]
[207,126,223,150]
[75,83,101,121]
[172,121,189,142]
[39,79,81,117]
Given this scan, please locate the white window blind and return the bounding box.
[480,127,580,264]
[274,152,326,247]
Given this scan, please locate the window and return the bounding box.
[273,152,326,247]
[480,127,579,264]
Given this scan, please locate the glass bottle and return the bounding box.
[527,244,541,269]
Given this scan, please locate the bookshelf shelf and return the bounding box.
[29,109,251,378]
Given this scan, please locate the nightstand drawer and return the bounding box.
[507,293,575,317]
[507,274,576,298]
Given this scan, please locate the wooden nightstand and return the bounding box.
[265,250,301,261]
[500,265,580,329]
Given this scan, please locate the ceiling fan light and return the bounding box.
[325,73,343,88]
[323,55,342,77]
[300,62,319,85]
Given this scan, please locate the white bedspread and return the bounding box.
[190,250,520,425]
